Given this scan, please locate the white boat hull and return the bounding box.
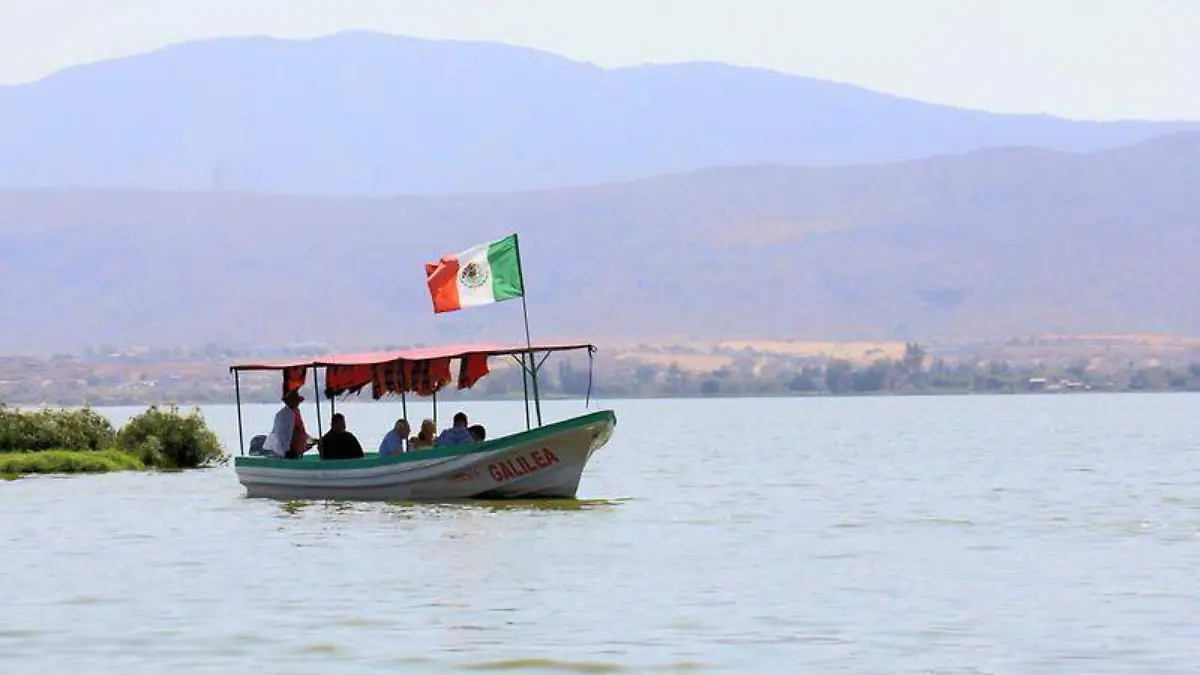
[233,410,615,501]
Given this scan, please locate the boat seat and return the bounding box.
[247,434,277,457]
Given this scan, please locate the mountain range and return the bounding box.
[0,31,1196,196]
[2,132,1197,354]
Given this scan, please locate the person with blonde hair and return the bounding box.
[409,418,437,450]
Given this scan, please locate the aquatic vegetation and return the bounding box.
[0,404,226,475]
[0,405,116,453]
[0,449,144,476]
[116,405,226,469]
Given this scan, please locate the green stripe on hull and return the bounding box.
[234,410,614,471]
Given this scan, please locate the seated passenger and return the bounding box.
[436,412,474,447]
[248,434,271,456]
[409,419,437,450]
[378,418,410,456]
[468,424,486,442]
[319,413,364,460]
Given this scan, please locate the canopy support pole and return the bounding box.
[234,371,245,456]
[401,366,409,420]
[523,317,542,427]
[432,389,438,428]
[311,366,323,452]
[520,353,532,430]
[585,347,595,408]
[508,353,532,430]
[513,234,543,427]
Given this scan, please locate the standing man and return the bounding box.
[263,389,316,459]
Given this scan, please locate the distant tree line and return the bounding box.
[545,343,1200,399]
[6,342,1200,406]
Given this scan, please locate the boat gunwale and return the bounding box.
[233,409,615,472]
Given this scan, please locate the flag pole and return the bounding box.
[512,233,542,427]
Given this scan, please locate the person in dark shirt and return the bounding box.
[319,413,364,460]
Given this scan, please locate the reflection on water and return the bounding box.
[3,395,1200,673]
[459,658,632,672]
[275,498,629,519]
[382,498,631,512]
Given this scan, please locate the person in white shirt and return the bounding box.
[262,389,316,459]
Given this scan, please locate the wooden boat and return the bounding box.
[228,343,615,501]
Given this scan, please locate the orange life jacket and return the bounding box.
[290,408,307,456]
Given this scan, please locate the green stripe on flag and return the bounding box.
[487,235,524,300]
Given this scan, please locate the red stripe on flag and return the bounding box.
[425,257,462,313]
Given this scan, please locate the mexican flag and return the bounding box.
[425,234,525,313]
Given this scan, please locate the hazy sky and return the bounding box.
[3,0,1197,120]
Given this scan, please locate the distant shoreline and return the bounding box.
[2,387,1193,410]
[5,337,1199,407]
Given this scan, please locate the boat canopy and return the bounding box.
[229,342,595,399]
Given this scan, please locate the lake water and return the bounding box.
[3,394,1200,674]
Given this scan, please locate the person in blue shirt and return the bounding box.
[378,418,410,456]
[436,411,474,446]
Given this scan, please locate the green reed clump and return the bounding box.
[115,405,227,469]
[0,449,144,476]
[0,405,116,453]
[0,403,226,476]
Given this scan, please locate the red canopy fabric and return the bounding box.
[231,342,595,399]
[229,342,594,372]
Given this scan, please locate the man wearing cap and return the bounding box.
[263,389,316,459]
